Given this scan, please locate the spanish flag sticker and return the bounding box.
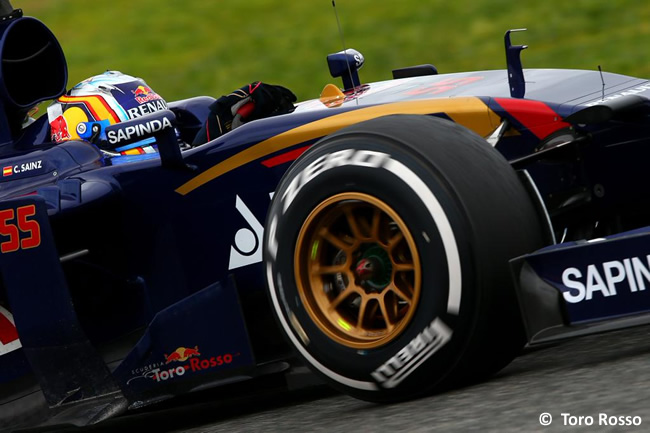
[2,166,12,177]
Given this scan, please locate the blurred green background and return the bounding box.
[15,0,650,102]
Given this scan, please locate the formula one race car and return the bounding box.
[3,1,650,430]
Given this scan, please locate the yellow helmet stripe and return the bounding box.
[58,95,121,124]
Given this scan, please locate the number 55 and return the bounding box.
[0,204,41,253]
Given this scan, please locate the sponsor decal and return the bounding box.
[132,85,163,104]
[371,318,452,388]
[107,116,172,145]
[228,195,265,270]
[187,354,234,373]
[50,114,71,142]
[1,161,43,178]
[127,99,168,119]
[130,361,165,376]
[148,365,187,383]
[561,255,650,303]
[164,346,200,363]
[127,346,237,385]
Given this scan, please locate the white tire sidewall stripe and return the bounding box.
[267,152,462,390]
[383,158,462,314]
[266,262,379,390]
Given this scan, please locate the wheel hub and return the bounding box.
[294,193,421,349]
[355,245,392,292]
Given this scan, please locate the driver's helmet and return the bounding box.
[47,71,168,147]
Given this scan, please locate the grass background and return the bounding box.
[14,0,650,103]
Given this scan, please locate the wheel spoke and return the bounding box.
[387,283,413,304]
[319,227,353,251]
[370,208,381,239]
[393,262,415,272]
[358,214,373,239]
[314,264,348,275]
[356,297,368,328]
[387,231,404,251]
[378,298,395,331]
[366,300,380,322]
[328,285,361,312]
[391,294,399,317]
[343,207,363,240]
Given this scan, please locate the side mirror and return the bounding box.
[327,48,364,90]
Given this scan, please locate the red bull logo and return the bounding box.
[164,346,200,364]
[50,115,71,142]
[132,85,162,104]
[132,85,150,97]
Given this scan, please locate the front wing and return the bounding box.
[512,227,650,344]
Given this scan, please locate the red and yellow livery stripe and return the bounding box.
[493,98,570,139]
[176,97,500,195]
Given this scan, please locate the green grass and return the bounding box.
[15,0,650,102]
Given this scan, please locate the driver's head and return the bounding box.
[47,71,168,143]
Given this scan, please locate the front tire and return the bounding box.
[264,114,545,401]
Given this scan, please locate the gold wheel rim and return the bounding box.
[294,192,421,349]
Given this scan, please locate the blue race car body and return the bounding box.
[2,5,650,431]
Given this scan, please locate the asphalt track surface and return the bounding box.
[40,324,650,433]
